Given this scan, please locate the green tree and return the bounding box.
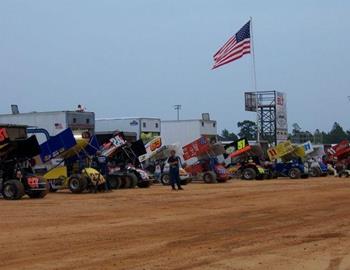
[237,120,256,140]
[289,123,313,143]
[314,129,323,144]
[221,129,238,141]
[327,122,348,143]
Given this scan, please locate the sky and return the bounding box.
[0,0,349,134]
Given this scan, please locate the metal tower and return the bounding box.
[257,91,277,144]
[245,91,278,144]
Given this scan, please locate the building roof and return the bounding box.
[96,117,160,121]
[0,110,94,117]
[162,119,216,123]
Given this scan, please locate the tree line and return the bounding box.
[221,121,349,144]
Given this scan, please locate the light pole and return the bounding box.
[174,105,182,121]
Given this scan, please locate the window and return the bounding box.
[201,121,204,127]
[86,118,90,124]
[73,118,77,124]
[213,122,216,127]
[155,123,159,128]
[143,122,146,128]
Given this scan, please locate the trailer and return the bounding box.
[0,111,95,144]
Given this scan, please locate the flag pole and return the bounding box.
[250,16,260,143]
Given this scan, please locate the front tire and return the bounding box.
[203,171,217,183]
[2,180,25,200]
[69,175,88,193]
[242,168,256,181]
[160,173,171,186]
[289,168,301,179]
[310,167,321,177]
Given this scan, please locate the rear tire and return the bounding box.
[108,175,122,189]
[310,167,321,177]
[120,176,131,189]
[2,180,25,200]
[242,168,256,181]
[69,175,88,193]
[289,168,301,179]
[128,173,138,188]
[340,171,349,178]
[203,171,217,183]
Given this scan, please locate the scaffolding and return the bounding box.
[245,91,278,144]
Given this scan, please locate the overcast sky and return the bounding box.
[0,0,349,133]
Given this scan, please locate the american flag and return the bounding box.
[212,21,251,69]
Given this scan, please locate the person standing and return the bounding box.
[167,150,183,191]
[92,151,110,192]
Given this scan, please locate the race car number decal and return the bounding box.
[150,137,162,152]
[27,177,39,188]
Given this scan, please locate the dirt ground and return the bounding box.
[1,177,350,270]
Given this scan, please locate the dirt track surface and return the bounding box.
[1,178,350,270]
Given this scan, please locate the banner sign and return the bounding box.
[244,92,257,112]
[276,92,288,143]
[183,137,210,161]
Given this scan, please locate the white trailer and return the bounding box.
[161,119,218,147]
[95,117,161,142]
[0,111,95,143]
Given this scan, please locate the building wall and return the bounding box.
[140,118,161,134]
[96,118,139,136]
[199,120,217,136]
[162,121,201,146]
[66,112,95,135]
[162,120,218,147]
[96,118,161,140]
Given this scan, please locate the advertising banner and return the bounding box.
[276,92,288,143]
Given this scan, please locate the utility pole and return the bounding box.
[173,105,182,121]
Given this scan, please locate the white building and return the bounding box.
[95,117,161,143]
[161,117,218,147]
[0,111,95,143]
